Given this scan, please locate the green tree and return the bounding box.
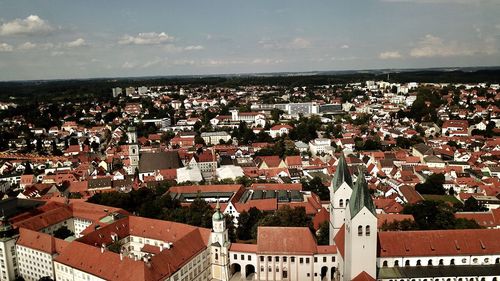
[462,197,488,212]
[53,226,74,239]
[316,221,330,245]
[415,173,445,195]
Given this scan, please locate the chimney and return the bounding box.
[159,244,164,251]
[100,243,106,253]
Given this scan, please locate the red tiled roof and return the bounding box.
[250,183,302,191]
[256,226,318,255]
[334,224,346,258]
[378,228,500,257]
[169,184,242,194]
[229,243,258,253]
[352,271,376,281]
[313,207,330,230]
[377,214,414,228]
[17,227,69,254]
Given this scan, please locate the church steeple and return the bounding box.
[332,153,353,192]
[330,152,355,243]
[349,168,376,218]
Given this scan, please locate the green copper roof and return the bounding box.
[332,153,353,192]
[212,200,224,221]
[349,168,376,218]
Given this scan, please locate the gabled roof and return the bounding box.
[378,228,500,257]
[352,271,376,281]
[332,153,353,192]
[256,226,318,255]
[349,169,376,218]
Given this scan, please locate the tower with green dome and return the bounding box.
[210,200,230,281]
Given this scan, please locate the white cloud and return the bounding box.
[410,34,496,58]
[0,42,13,52]
[122,61,136,69]
[251,58,284,65]
[341,44,350,49]
[17,42,37,50]
[50,51,64,57]
[184,45,204,51]
[259,37,311,50]
[118,32,174,45]
[0,15,53,36]
[379,51,402,59]
[65,38,86,48]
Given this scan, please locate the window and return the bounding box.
[306,258,310,264]
[260,256,264,262]
[365,225,370,236]
[439,259,444,265]
[346,199,350,205]
[323,257,327,262]
[339,199,344,207]
[314,257,318,263]
[358,225,363,236]
[283,257,287,262]
[291,257,295,263]
[260,266,264,272]
[450,259,455,265]
[428,260,433,266]
[383,261,388,267]
[268,256,272,262]
[283,270,288,278]
[248,255,251,261]
[276,267,279,272]
[234,254,237,260]
[215,253,218,260]
[300,258,303,264]
[275,256,279,262]
[394,260,399,267]
[416,260,421,266]
[241,255,244,260]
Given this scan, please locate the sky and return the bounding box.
[0,0,499,81]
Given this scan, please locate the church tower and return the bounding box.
[330,152,354,244]
[126,126,139,175]
[210,201,230,281]
[344,168,377,281]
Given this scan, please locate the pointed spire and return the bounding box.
[216,199,221,211]
[332,152,353,192]
[349,167,376,218]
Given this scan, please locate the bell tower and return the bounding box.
[330,152,354,244]
[344,168,377,281]
[127,126,139,175]
[210,201,230,281]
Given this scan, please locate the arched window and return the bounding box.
[416,260,421,266]
[339,199,344,207]
[358,225,363,236]
[394,260,399,267]
[450,259,455,265]
[346,199,350,205]
[383,261,388,267]
[428,260,433,266]
[215,253,219,260]
[496,258,499,264]
[405,260,410,266]
[365,225,371,236]
[439,259,444,265]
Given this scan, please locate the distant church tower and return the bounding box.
[344,168,377,281]
[211,201,230,281]
[126,126,139,175]
[330,152,354,244]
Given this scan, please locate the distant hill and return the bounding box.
[0,67,499,102]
